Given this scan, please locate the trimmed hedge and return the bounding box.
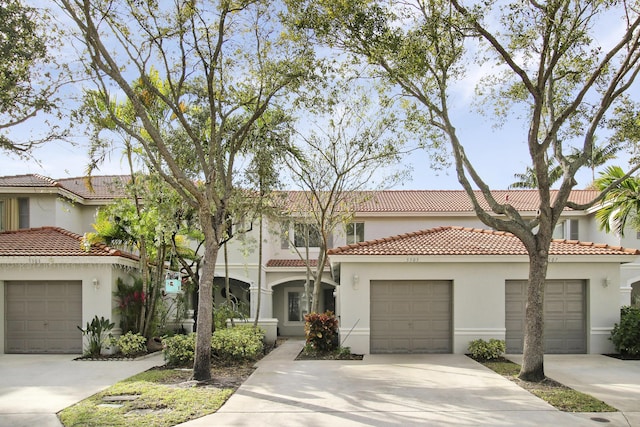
[611,306,640,356]
[162,325,265,366]
[113,331,147,357]
[468,338,506,361]
[212,325,265,362]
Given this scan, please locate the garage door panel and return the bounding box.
[566,301,583,314]
[5,281,82,354]
[371,280,452,354]
[546,301,565,314]
[506,280,585,354]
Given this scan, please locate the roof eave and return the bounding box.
[0,255,140,267]
[328,254,639,263]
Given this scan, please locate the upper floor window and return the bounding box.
[553,219,579,240]
[294,222,322,248]
[346,222,365,244]
[0,197,29,231]
[18,197,29,229]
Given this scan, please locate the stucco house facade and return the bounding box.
[2,174,640,355]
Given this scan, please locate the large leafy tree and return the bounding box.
[57,0,313,381]
[283,82,414,314]
[288,0,640,381]
[0,0,65,154]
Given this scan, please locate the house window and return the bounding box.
[294,223,322,247]
[346,222,365,244]
[568,219,579,240]
[553,219,579,240]
[553,222,564,239]
[0,197,27,231]
[18,198,29,229]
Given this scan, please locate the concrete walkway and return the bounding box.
[179,341,634,426]
[0,352,164,427]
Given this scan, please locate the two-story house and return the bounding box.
[2,175,640,356]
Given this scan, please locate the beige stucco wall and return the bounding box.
[334,256,629,355]
[0,257,138,353]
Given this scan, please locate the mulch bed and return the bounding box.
[296,350,364,360]
[603,353,640,360]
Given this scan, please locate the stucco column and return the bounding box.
[250,283,273,319]
[620,285,633,306]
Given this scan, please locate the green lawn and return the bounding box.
[58,368,245,427]
[479,358,617,413]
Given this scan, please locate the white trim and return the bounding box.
[591,327,613,336]
[268,275,339,288]
[0,255,138,268]
[338,327,369,336]
[454,328,506,336]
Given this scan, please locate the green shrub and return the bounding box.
[113,331,147,357]
[468,339,506,360]
[211,325,264,363]
[77,316,115,357]
[611,306,640,356]
[304,311,339,353]
[162,333,196,366]
[214,300,249,330]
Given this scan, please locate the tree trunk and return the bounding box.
[310,245,327,314]
[142,243,164,338]
[519,245,549,382]
[253,214,263,328]
[192,226,218,381]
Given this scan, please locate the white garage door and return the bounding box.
[370,280,452,354]
[505,280,586,354]
[5,281,82,354]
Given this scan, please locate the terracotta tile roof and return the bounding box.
[56,175,130,200]
[266,259,322,268]
[327,226,640,257]
[0,174,130,200]
[0,174,60,187]
[0,227,138,260]
[280,190,599,214]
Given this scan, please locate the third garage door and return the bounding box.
[370,280,452,354]
[505,280,586,354]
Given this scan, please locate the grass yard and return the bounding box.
[480,358,617,413]
[58,363,255,427]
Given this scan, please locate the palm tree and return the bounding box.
[594,165,640,236]
[509,143,622,189]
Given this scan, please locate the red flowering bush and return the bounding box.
[115,277,146,333]
[304,311,339,353]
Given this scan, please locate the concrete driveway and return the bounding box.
[179,341,635,426]
[509,354,640,426]
[0,353,163,427]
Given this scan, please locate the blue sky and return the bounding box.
[0,2,635,191]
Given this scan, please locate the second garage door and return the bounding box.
[5,281,83,354]
[505,280,586,354]
[370,280,452,354]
